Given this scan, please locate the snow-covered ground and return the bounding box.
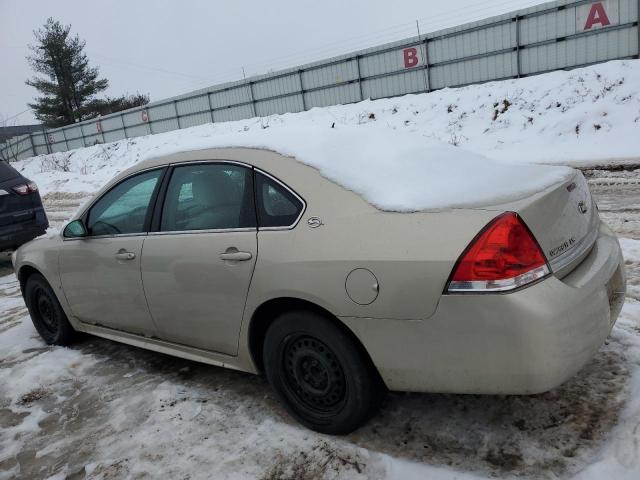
[1,59,639,479]
[0,180,638,480]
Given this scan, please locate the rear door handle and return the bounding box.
[115,251,136,261]
[219,251,252,261]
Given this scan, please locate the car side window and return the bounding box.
[161,163,255,232]
[255,172,304,228]
[87,169,162,236]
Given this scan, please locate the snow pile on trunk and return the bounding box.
[120,125,572,211]
[11,59,639,203]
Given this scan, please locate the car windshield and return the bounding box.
[0,161,20,182]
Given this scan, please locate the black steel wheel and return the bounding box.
[264,310,383,434]
[24,273,76,345]
[282,334,347,412]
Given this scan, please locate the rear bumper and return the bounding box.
[0,208,48,251]
[342,222,626,394]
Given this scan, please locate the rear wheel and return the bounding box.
[263,310,382,434]
[24,273,76,345]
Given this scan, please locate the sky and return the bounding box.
[1,0,548,125]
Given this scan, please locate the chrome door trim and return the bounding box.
[169,159,253,169]
[148,227,256,236]
[63,232,148,242]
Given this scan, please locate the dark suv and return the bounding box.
[0,161,48,251]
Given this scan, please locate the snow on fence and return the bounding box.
[2,0,638,162]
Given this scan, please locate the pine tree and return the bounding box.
[26,18,109,127]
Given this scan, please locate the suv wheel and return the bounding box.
[263,310,382,434]
[24,273,76,345]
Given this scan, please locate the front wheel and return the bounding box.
[263,310,382,434]
[24,273,76,345]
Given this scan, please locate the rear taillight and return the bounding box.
[12,182,38,196]
[446,212,550,293]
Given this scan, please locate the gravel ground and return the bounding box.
[0,170,639,480]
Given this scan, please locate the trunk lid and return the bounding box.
[517,170,599,278]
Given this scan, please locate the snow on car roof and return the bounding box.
[142,124,573,212]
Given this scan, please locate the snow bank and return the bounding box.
[10,59,639,206]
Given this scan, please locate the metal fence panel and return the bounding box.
[305,83,361,108]
[148,102,176,121]
[429,21,516,63]
[521,27,637,74]
[302,59,359,89]
[126,124,151,138]
[363,69,426,99]
[103,129,127,144]
[520,6,577,44]
[430,51,517,88]
[176,95,209,117]
[179,111,214,128]
[210,86,252,109]
[214,104,254,123]
[255,94,304,116]
[2,0,638,161]
[150,118,180,134]
[360,43,427,77]
[122,109,146,127]
[253,74,299,100]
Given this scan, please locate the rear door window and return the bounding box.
[255,172,304,228]
[160,163,255,232]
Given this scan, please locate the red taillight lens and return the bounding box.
[11,182,37,196]
[447,212,549,293]
[12,184,30,195]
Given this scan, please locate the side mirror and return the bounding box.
[63,219,88,238]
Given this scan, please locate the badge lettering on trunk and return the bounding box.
[549,237,577,258]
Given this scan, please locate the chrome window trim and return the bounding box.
[169,159,253,169]
[148,227,256,236]
[66,160,307,239]
[63,232,147,242]
[254,168,307,231]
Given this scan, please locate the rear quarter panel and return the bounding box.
[234,149,499,321]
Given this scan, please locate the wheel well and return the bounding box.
[18,265,41,293]
[248,297,381,382]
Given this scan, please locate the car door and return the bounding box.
[141,162,257,355]
[59,168,164,336]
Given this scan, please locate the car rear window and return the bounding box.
[0,161,20,182]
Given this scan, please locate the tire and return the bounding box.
[263,310,382,434]
[24,273,76,346]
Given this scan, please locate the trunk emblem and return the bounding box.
[577,201,588,214]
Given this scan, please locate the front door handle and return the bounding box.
[219,251,252,261]
[115,251,136,261]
